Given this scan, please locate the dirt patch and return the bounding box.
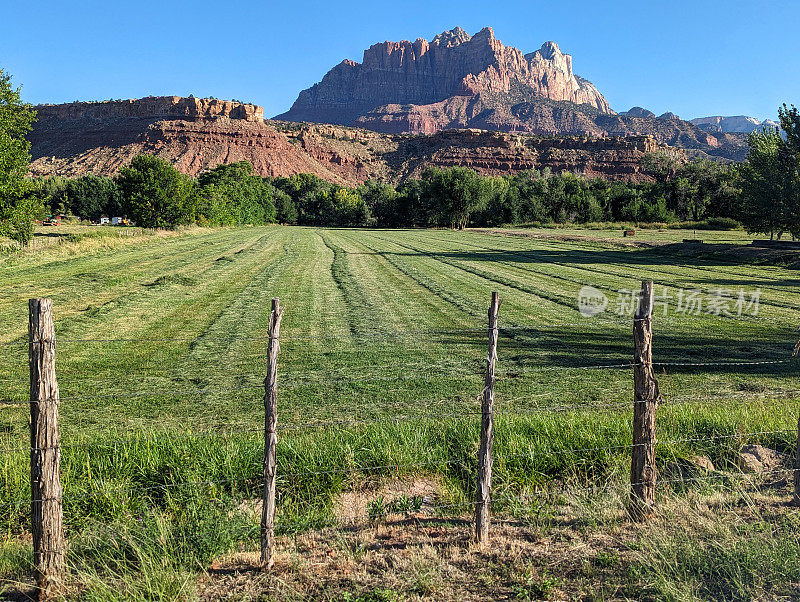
[199,479,800,601]
[197,521,629,601]
[333,477,448,523]
[233,477,450,526]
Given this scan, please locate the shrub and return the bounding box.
[705,216,742,230]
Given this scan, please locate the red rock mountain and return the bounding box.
[28,96,684,184]
[277,27,611,127]
[275,27,747,161]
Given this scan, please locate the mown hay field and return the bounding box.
[2,225,800,599]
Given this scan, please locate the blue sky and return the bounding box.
[2,0,798,121]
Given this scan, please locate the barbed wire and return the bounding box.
[1,370,487,405]
[497,362,635,375]
[493,387,800,415]
[26,458,470,503]
[4,411,486,454]
[5,386,800,453]
[0,326,490,348]
[8,348,792,393]
[491,429,796,464]
[18,428,796,500]
[564,467,796,496]
[654,358,796,367]
[1,307,782,350]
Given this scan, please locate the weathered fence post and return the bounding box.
[794,413,800,503]
[29,298,65,598]
[630,281,659,520]
[261,297,284,570]
[475,291,500,545]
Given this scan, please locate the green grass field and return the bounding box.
[2,225,800,599]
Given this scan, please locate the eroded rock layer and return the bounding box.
[29,97,685,185]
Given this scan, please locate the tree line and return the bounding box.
[2,66,800,243]
[28,152,748,232]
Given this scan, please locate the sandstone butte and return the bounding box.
[29,95,688,185]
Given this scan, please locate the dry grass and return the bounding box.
[194,480,797,601]
[5,475,800,600]
[0,224,191,264]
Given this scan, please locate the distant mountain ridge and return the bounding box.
[690,115,780,134]
[275,27,749,160]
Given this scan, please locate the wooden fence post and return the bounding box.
[29,298,65,598]
[794,413,800,504]
[630,281,659,520]
[475,291,500,545]
[261,297,284,570]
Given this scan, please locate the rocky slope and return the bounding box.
[28,97,681,184]
[30,97,367,184]
[275,27,747,160]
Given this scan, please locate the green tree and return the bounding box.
[117,155,198,228]
[474,176,513,226]
[197,161,277,225]
[778,104,800,238]
[780,104,800,156]
[271,173,334,225]
[559,172,602,223]
[65,175,121,221]
[421,167,490,229]
[0,69,41,245]
[737,127,792,239]
[509,170,549,223]
[196,184,237,226]
[330,187,369,226]
[641,152,680,185]
[396,179,439,227]
[693,161,738,218]
[28,176,69,216]
[358,180,397,226]
[273,189,297,224]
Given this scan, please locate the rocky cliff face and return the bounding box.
[384,129,682,182]
[276,27,611,125]
[30,99,360,184]
[35,96,264,123]
[28,97,683,185]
